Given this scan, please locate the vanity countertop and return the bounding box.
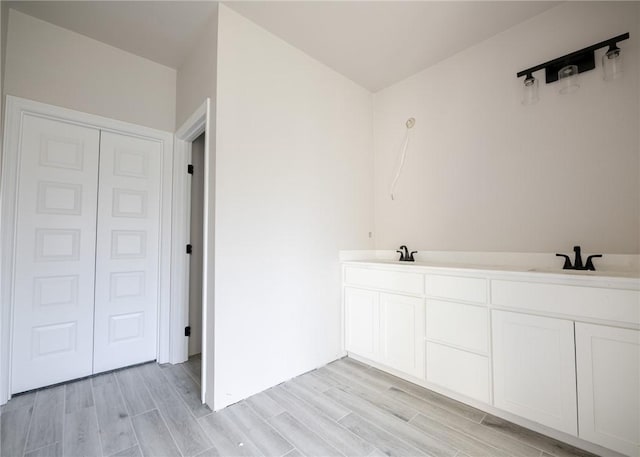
[342,258,640,289]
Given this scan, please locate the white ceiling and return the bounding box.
[226,1,559,91]
[8,1,559,91]
[7,1,219,69]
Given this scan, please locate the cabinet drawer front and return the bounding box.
[345,267,424,295]
[426,274,487,304]
[426,300,488,354]
[491,280,640,326]
[576,323,640,457]
[426,342,489,403]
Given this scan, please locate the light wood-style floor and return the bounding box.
[0,356,596,457]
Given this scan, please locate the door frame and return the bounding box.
[171,99,211,404]
[0,95,174,404]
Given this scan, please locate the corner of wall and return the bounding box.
[175,5,219,130]
[212,2,375,409]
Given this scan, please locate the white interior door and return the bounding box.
[93,131,162,373]
[12,115,100,393]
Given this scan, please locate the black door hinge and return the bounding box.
[186,244,193,254]
[187,164,194,175]
[185,326,191,337]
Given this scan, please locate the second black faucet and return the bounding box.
[397,245,417,262]
[556,245,602,271]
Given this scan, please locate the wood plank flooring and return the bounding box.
[1,356,598,457]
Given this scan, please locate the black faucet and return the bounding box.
[396,245,417,262]
[556,246,602,271]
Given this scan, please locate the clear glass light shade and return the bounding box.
[602,47,623,81]
[521,76,539,105]
[558,65,580,95]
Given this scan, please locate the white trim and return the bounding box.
[175,101,209,142]
[171,99,211,404]
[0,96,174,404]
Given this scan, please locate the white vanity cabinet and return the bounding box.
[343,265,425,378]
[575,323,640,457]
[491,310,578,436]
[342,260,640,457]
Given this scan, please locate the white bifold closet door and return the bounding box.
[12,115,100,393]
[93,131,161,373]
[12,116,162,393]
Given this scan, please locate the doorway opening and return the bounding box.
[170,98,212,406]
[187,133,205,360]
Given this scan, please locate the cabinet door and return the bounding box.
[380,293,425,378]
[12,115,100,393]
[492,310,577,435]
[344,288,379,361]
[576,323,639,457]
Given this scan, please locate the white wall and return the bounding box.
[176,6,218,129]
[1,1,7,93]
[4,9,176,131]
[1,0,8,155]
[1,1,7,112]
[373,2,640,254]
[214,4,373,409]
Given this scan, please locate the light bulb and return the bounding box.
[558,65,579,95]
[521,75,539,105]
[603,45,623,81]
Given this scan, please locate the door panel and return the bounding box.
[576,323,639,457]
[188,134,205,357]
[93,132,162,372]
[492,310,577,435]
[344,287,379,361]
[12,115,100,393]
[380,293,424,378]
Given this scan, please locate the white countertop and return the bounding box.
[340,251,640,288]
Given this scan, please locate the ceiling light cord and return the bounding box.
[390,117,415,201]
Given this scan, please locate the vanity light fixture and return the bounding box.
[517,32,629,101]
